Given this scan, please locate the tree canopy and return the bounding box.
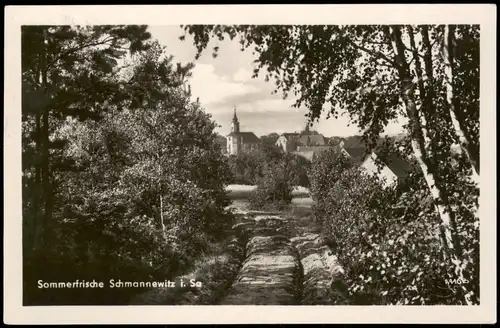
[22,26,232,305]
[182,24,480,305]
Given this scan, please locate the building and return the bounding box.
[341,146,367,164]
[276,133,300,152]
[339,139,412,188]
[226,106,262,155]
[360,152,411,188]
[276,124,327,153]
[292,146,335,162]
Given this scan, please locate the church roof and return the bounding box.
[281,133,300,140]
[232,107,238,121]
[298,134,326,146]
[227,131,261,143]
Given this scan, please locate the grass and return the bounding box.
[130,234,246,305]
[226,184,311,200]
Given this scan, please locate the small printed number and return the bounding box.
[445,278,469,285]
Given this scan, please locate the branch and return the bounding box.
[348,39,399,68]
[44,36,119,72]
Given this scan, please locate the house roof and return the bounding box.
[341,136,366,148]
[336,135,413,178]
[374,152,412,178]
[227,131,261,143]
[281,133,300,140]
[298,134,326,146]
[342,147,368,163]
[292,146,333,162]
[343,145,412,178]
[297,146,332,151]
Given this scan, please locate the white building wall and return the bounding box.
[276,136,288,152]
[361,153,398,188]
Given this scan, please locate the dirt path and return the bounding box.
[130,204,344,305]
[219,209,343,305]
[220,215,301,305]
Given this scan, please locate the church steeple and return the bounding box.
[231,105,240,133]
[232,105,238,122]
[302,121,311,135]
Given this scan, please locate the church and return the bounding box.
[226,106,262,155]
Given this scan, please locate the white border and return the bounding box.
[4,4,497,324]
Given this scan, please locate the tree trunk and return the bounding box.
[157,152,167,241]
[389,25,461,254]
[41,97,52,248]
[39,28,53,250]
[407,26,431,149]
[160,194,166,240]
[421,25,435,107]
[31,63,43,252]
[443,24,480,181]
[390,25,472,305]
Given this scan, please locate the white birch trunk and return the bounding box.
[443,25,480,184]
[390,26,473,305]
[160,194,166,240]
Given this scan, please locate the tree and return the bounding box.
[215,133,228,153]
[22,27,234,305]
[249,157,296,210]
[260,132,280,146]
[22,25,152,252]
[227,151,266,185]
[182,24,479,304]
[309,148,354,204]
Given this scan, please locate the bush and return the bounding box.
[311,151,479,305]
[227,152,266,185]
[227,148,310,188]
[309,148,353,203]
[249,161,294,211]
[23,100,234,305]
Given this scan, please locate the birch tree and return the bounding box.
[182,24,480,304]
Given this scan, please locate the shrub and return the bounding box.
[227,152,266,185]
[23,100,234,305]
[309,148,353,203]
[249,161,294,211]
[311,152,479,305]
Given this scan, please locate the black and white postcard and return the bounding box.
[3,4,497,325]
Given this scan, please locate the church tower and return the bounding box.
[303,122,311,135]
[231,106,240,133]
[228,105,241,155]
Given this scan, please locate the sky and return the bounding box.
[147,25,406,138]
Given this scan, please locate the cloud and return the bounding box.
[147,27,407,138]
[236,98,301,114]
[188,63,260,107]
[232,67,254,82]
[211,110,309,137]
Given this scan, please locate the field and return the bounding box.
[226,184,312,200]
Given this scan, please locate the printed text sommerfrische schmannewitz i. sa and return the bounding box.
[37,279,203,289]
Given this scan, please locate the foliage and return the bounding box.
[248,152,308,210]
[183,24,480,304]
[311,153,479,305]
[227,152,266,185]
[260,132,280,146]
[308,147,353,204]
[249,161,294,211]
[22,27,233,305]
